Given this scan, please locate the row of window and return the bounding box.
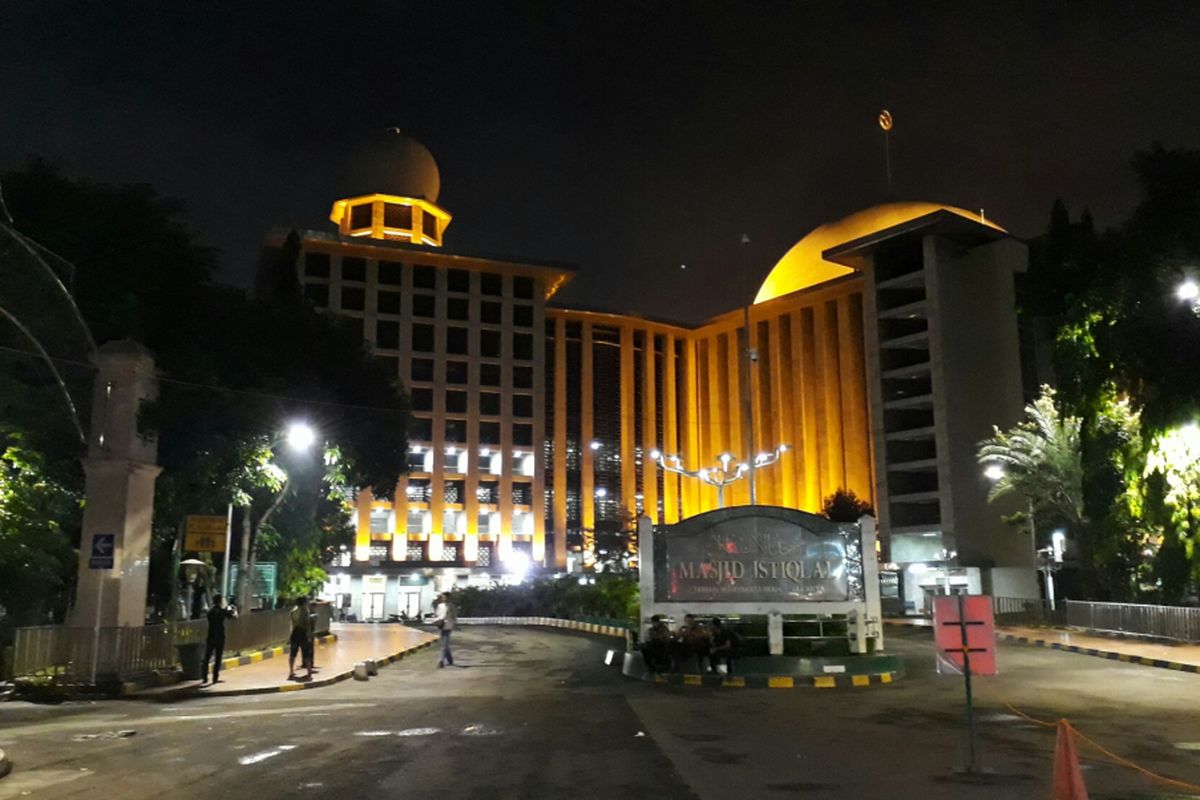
[402,325,536,359]
[306,283,537,326]
[408,358,534,388]
[403,482,534,505]
[411,389,534,417]
[304,253,537,298]
[411,418,536,446]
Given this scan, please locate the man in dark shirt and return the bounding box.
[202,594,238,685]
[709,617,739,675]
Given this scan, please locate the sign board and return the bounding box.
[88,533,115,570]
[184,514,228,553]
[228,562,278,599]
[653,507,861,603]
[933,594,997,676]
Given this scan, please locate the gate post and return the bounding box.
[69,341,162,629]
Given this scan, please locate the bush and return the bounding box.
[450,575,638,625]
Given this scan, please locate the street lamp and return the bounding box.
[286,421,317,452]
[1178,279,1200,315]
[984,462,1041,587]
[983,463,1005,482]
[651,446,789,508]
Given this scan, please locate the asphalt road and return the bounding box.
[2,625,1200,799]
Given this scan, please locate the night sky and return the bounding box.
[4,2,1200,323]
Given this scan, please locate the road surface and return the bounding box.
[2,625,1199,798]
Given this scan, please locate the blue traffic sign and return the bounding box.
[89,533,115,570]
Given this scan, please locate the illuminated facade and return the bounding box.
[290,134,1034,618]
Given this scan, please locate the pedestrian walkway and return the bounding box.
[137,623,437,699]
[997,624,1200,672]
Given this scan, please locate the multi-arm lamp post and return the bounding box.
[651,445,789,509]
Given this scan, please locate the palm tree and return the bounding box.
[977,386,1084,531]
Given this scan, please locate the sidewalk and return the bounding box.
[137,623,437,699]
[997,625,1200,672]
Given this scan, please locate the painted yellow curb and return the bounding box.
[813,676,837,688]
[767,676,794,688]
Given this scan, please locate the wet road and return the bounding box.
[2,625,1200,799]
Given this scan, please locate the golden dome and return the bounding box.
[754,202,1005,303]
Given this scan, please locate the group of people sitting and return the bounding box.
[640,614,740,675]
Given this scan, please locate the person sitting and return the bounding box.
[641,615,672,673]
[709,617,740,675]
[672,614,711,672]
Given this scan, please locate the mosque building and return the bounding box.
[281,132,1035,619]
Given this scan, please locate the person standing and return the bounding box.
[434,593,457,668]
[288,596,314,680]
[201,594,237,685]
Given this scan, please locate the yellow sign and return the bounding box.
[185,515,227,552]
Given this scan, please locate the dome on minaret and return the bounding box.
[344,128,441,203]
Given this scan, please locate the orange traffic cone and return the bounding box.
[1052,719,1089,799]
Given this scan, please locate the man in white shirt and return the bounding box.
[434,593,457,668]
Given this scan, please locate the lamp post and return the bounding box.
[651,446,788,508]
[984,463,1039,591]
[1177,278,1200,315]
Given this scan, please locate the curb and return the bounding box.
[218,632,339,672]
[646,670,899,689]
[139,638,438,700]
[0,748,10,781]
[457,616,627,638]
[999,633,1200,674]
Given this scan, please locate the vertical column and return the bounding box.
[393,478,409,561]
[463,271,481,564]
[724,330,745,506]
[497,278,514,566]
[770,316,798,508]
[754,318,776,505]
[704,335,723,511]
[355,488,373,562]
[817,300,846,493]
[796,308,822,510]
[662,333,680,523]
[552,316,568,568]
[641,328,658,523]
[531,293,547,564]
[430,272,446,561]
[619,324,637,520]
[838,293,872,503]
[580,323,596,563]
[681,337,701,516]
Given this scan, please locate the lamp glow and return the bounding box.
[1178,279,1200,302]
[286,422,316,452]
[983,464,1005,482]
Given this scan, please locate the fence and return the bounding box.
[992,597,1200,643]
[1064,600,1200,642]
[11,607,306,683]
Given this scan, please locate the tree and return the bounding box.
[0,161,410,621]
[822,488,874,523]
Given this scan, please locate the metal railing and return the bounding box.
[992,596,1066,627]
[1064,600,1200,642]
[11,607,304,683]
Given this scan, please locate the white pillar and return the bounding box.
[860,514,884,652]
[637,516,654,639]
[69,341,162,628]
[767,611,784,656]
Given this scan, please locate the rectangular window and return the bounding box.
[378,260,403,286]
[480,421,501,445]
[376,320,400,350]
[412,323,435,353]
[480,392,501,416]
[384,203,412,230]
[445,419,467,443]
[447,326,469,355]
[377,290,401,315]
[513,276,535,299]
[480,329,501,358]
[446,360,468,384]
[481,363,501,386]
[481,272,502,296]
[410,416,433,441]
[407,451,427,473]
[304,282,328,307]
[446,297,469,321]
[513,394,533,418]
[412,357,436,383]
[423,210,439,240]
[513,423,534,446]
[341,286,365,311]
[447,268,470,293]
[413,265,437,290]
[513,365,533,388]
[513,304,534,327]
[350,204,373,230]
[304,252,331,278]
[412,294,436,318]
[342,257,366,282]
[446,390,468,413]
[481,301,502,325]
[411,387,433,411]
[513,333,533,361]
